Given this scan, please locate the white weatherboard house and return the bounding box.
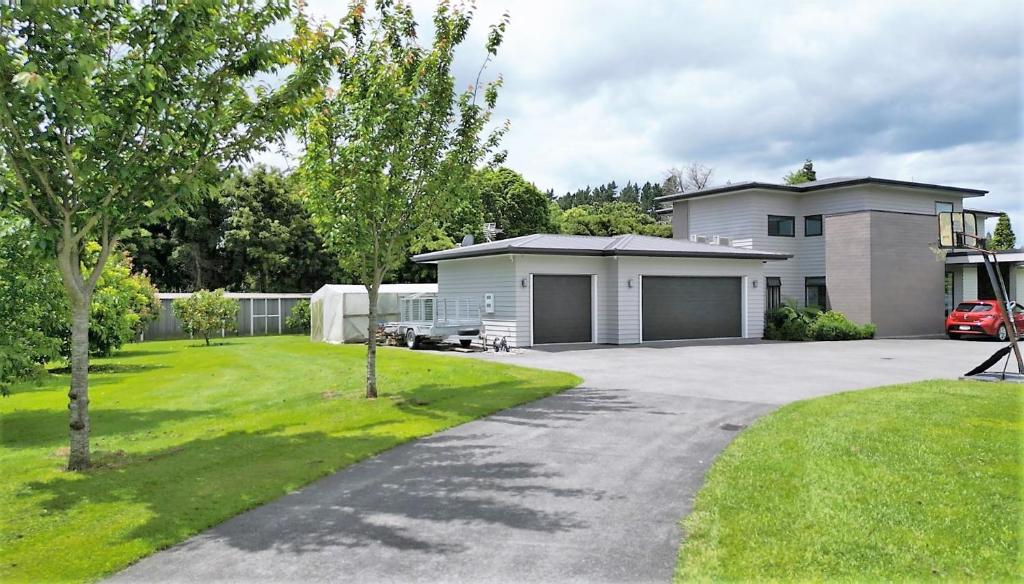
[413,234,789,348]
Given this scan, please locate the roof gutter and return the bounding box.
[413,247,792,263]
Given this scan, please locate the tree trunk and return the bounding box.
[365,283,379,399]
[67,296,91,470]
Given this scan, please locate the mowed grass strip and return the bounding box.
[0,336,579,583]
[676,379,1021,582]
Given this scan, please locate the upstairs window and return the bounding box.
[935,201,954,215]
[768,215,795,237]
[804,215,823,237]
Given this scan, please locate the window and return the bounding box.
[805,277,827,309]
[944,272,954,316]
[768,215,795,237]
[935,201,954,215]
[804,214,823,237]
[955,302,993,313]
[766,277,782,312]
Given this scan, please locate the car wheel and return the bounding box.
[459,339,473,349]
[996,324,1008,342]
[405,329,420,350]
[947,333,960,340]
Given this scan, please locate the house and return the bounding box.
[413,234,789,347]
[655,176,1024,337]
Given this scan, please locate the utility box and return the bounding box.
[483,293,495,314]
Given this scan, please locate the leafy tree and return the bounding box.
[1,216,158,392]
[0,1,318,469]
[126,194,231,292]
[69,244,160,357]
[173,290,239,346]
[555,202,672,237]
[222,167,339,292]
[784,159,817,184]
[0,214,63,395]
[990,213,1016,250]
[300,2,507,398]
[286,299,311,334]
[639,181,665,216]
[477,167,551,238]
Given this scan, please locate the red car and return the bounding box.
[946,300,1024,341]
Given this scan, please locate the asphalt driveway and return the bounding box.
[111,338,998,583]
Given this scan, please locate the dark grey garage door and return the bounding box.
[532,275,592,344]
[642,276,741,341]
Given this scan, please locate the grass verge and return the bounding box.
[676,379,1021,582]
[0,336,579,583]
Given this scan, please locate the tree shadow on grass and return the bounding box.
[1,407,213,448]
[49,363,169,375]
[23,382,622,573]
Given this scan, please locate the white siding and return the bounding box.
[962,265,978,301]
[436,252,769,347]
[682,185,967,307]
[615,257,766,342]
[437,256,520,346]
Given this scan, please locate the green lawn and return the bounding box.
[0,335,579,583]
[676,379,1022,582]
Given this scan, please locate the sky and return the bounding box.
[273,0,1024,234]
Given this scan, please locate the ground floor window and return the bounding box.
[766,276,782,311]
[805,276,827,309]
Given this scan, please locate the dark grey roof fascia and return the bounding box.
[413,244,791,263]
[655,177,988,204]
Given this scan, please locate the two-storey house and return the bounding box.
[657,177,1023,337]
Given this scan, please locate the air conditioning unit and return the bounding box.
[710,235,732,247]
[689,234,708,244]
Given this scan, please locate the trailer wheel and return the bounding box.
[460,339,473,349]
[405,329,420,350]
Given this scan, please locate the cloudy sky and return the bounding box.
[285,0,1023,232]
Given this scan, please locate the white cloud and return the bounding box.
[280,0,1024,236]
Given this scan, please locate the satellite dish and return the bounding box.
[462,234,475,247]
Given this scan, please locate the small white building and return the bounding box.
[310,283,438,343]
[413,234,789,348]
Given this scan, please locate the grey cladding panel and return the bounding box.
[532,275,592,344]
[642,276,741,340]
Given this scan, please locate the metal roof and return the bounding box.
[412,234,790,262]
[656,176,988,204]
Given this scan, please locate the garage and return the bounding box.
[641,276,742,341]
[532,274,593,344]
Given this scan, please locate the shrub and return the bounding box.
[286,299,311,333]
[764,302,875,341]
[808,310,876,341]
[763,301,818,341]
[172,290,239,346]
[76,247,161,357]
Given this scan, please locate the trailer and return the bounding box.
[383,293,482,349]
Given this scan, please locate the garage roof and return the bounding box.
[413,234,791,262]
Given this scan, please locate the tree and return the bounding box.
[477,167,551,238]
[990,213,1016,250]
[172,290,239,346]
[555,202,672,237]
[286,299,311,334]
[784,159,817,184]
[0,2,318,469]
[221,167,340,292]
[664,162,714,195]
[0,214,63,395]
[72,244,160,357]
[300,2,507,399]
